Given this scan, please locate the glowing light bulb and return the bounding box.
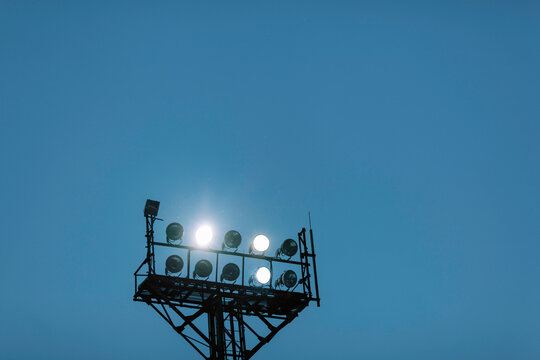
[255,267,271,284]
[196,225,213,247]
[252,234,270,252]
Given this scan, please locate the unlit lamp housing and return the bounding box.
[276,239,298,258]
[165,255,184,274]
[275,270,297,289]
[194,259,213,278]
[166,222,184,243]
[223,230,242,250]
[221,263,240,282]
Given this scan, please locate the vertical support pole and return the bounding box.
[269,260,273,289]
[187,249,191,279]
[230,310,237,360]
[151,227,156,274]
[304,229,312,298]
[215,253,219,282]
[297,229,307,294]
[145,215,155,275]
[208,305,216,359]
[232,305,248,360]
[217,296,225,360]
[242,256,245,286]
[309,227,320,306]
[145,216,150,275]
[208,294,226,360]
[237,310,247,359]
[298,228,312,297]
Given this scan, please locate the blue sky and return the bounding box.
[1,1,539,359]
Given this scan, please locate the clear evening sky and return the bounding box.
[1,2,539,359]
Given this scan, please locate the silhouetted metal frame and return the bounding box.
[134,211,320,360]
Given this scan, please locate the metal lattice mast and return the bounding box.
[134,199,320,360]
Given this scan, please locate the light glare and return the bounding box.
[196,225,213,246]
[253,234,270,252]
[255,267,271,284]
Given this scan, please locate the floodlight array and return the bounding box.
[138,200,321,360]
[159,222,300,289]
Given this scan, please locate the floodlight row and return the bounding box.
[165,255,298,289]
[165,222,299,258]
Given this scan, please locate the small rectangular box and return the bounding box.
[144,199,160,217]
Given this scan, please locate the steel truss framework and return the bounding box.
[134,210,320,360]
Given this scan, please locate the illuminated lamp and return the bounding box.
[249,266,271,286]
[250,234,270,254]
[196,225,213,247]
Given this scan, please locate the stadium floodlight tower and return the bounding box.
[134,199,321,360]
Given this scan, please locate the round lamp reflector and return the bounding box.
[221,263,240,281]
[255,267,271,284]
[224,230,242,248]
[166,222,184,241]
[280,239,298,257]
[165,255,184,274]
[280,270,297,288]
[252,234,270,252]
[194,259,213,278]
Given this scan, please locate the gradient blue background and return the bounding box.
[1,1,539,359]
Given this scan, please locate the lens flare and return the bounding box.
[196,225,213,247]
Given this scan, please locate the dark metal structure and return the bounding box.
[134,200,320,360]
